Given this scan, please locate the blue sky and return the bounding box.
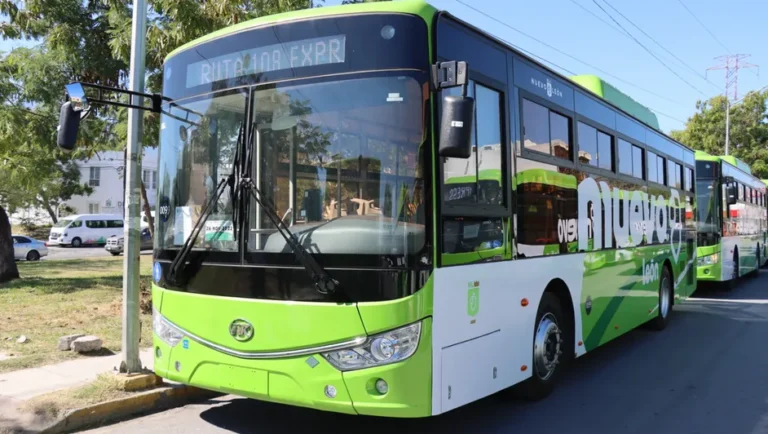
[4,0,766,134]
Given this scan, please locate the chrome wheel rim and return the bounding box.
[660,274,671,318]
[533,313,562,381]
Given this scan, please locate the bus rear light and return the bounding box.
[322,321,422,371]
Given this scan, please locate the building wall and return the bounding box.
[62,148,158,217]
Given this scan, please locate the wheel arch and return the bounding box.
[543,278,575,357]
[661,259,674,305]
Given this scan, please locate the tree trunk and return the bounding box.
[38,194,59,224]
[140,180,154,237]
[0,205,20,284]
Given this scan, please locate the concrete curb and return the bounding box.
[39,384,222,434]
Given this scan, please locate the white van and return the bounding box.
[140,211,155,228]
[48,214,125,247]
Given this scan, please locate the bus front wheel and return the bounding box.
[520,292,566,401]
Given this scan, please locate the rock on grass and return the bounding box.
[71,336,103,353]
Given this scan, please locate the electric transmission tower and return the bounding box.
[705,54,759,155]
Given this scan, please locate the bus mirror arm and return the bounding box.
[57,81,169,152]
[432,61,474,159]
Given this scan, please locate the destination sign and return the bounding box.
[185,35,346,88]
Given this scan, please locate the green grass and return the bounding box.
[0,257,153,373]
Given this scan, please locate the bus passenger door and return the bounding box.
[433,15,515,413]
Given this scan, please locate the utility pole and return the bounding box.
[706,54,759,156]
[121,0,147,374]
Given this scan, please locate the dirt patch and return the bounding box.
[22,373,133,421]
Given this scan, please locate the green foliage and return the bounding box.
[671,90,768,178]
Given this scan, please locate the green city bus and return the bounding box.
[695,152,767,286]
[57,0,700,418]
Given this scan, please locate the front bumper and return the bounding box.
[105,245,123,253]
[153,319,433,418]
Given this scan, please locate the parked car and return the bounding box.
[12,235,49,261]
[48,214,124,247]
[105,227,153,256]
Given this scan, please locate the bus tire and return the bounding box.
[648,265,673,331]
[753,245,761,277]
[519,292,566,401]
[71,237,82,248]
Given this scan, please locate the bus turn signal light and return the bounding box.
[521,298,529,307]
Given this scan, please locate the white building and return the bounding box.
[63,148,159,216]
[8,148,159,225]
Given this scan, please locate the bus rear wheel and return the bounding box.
[753,245,761,277]
[648,265,673,331]
[520,292,566,401]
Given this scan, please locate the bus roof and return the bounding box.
[166,0,694,159]
[570,75,660,130]
[165,0,437,62]
[719,155,752,175]
[694,150,719,161]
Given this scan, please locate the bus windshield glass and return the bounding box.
[249,74,427,255]
[696,178,718,233]
[156,91,243,252]
[156,73,428,257]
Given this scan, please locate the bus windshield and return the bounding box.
[157,73,428,258]
[696,178,718,233]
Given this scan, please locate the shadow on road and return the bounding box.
[191,271,768,434]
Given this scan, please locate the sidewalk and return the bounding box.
[0,349,154,408]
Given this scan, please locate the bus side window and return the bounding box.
[442,217,504,260]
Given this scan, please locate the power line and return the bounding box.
[676,0,758,79]
[676,0,731,54]
[566,0,625,35]
[599,0,721,91]
[591,0,710,98]
[452,0,686,107]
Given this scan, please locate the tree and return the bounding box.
[671,90,768,178]
[0,0,333,281]
[10,161,93,224]
[0,204,19,284]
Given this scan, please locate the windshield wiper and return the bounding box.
[166,175,232,285]
[240,177,340,296]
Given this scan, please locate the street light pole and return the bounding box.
[120,0,147,374]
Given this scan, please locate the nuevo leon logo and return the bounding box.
[530,77,563,99]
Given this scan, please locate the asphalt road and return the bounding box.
[85,270,768,434]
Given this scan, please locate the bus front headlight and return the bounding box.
[322,321,422,371]
[152,309,184,348]
[697,253,719,266]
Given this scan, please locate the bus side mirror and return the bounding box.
[439,94,474,159]
[57,101,81,152]
[726,184,738,206]
[57,83,91,152]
